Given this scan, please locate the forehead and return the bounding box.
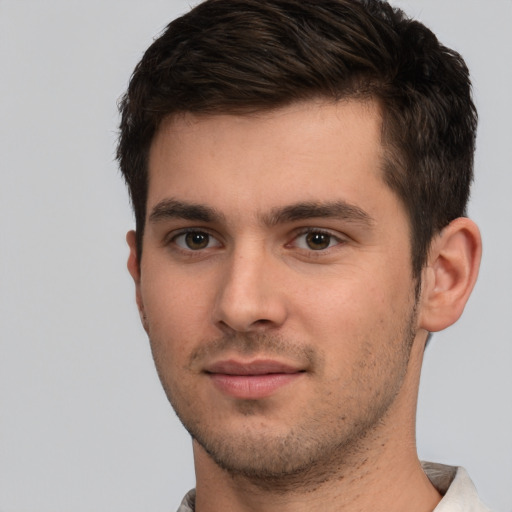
[147,99,393,218]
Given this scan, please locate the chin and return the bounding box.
[182,410,382,491]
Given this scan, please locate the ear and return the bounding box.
[418,218,482,332]
[126,230,148,332]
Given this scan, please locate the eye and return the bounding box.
[173,230,221,251]
[292,230,342,251]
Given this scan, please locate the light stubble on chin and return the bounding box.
[151,307,418,492]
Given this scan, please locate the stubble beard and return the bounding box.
[152,304,418,492]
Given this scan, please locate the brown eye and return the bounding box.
[173,231,220,251]
[185,232,210,250]
[305,232,332,250]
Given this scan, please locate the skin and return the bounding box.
[127,99,481,512]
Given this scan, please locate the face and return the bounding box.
[129,100,423,483]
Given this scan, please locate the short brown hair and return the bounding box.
[117,0,477,276]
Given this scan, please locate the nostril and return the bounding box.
[254,319,272,326]
[216,317,277,334]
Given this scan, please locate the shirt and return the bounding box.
[176,462,491,512]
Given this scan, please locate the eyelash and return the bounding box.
[168,228,221,251]
[290,228,345,252]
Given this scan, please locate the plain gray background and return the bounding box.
[0,1,510,511]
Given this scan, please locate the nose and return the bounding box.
[213,246,288,333]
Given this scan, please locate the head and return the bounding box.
[118,0,481,489]
[117,0,477,278]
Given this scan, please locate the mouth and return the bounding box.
[204,359,306,399]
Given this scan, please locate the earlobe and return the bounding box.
[126,230,148,331]
[418,218,482,333]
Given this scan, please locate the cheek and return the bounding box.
[140,268,213,362]
[142,258,211,317]
[293,265,413,356]
[299,268,403,323]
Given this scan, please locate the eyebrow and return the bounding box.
[149,199,225,224]
[148,198,374,227]
[264,201,375,227]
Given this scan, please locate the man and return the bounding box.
[117,0,488,510]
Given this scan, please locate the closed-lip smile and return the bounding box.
[204,359,305,399]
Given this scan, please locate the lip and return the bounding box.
[205,359,305,399]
